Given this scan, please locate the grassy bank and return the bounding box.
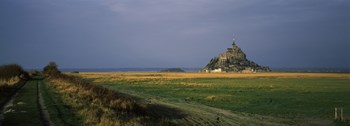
[0,64,28,107]
[80,72,350,125]
[46,74,184,126]
[40,80,83,126]
[0,78,25,107]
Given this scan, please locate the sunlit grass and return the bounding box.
[47,74,182,126]
[0,77,21,87]
[80,72,350,125]
[77,72,350,80]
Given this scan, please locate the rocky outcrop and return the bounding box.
[202,36,271,73]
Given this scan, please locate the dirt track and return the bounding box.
[0,80,53,126]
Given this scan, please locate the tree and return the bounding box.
[43,62,61,76]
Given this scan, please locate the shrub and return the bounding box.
[43,62,61,77]
[0,64,26,80]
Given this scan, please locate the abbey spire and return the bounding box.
[232,33,236,46]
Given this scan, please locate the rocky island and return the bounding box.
[202,35,271,73]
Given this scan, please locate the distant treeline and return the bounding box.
[160,68,185,72]
[60,68,201,72]
[0,64,26,80]
[0,62,62,80]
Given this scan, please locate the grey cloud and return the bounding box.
[0,0,349,68]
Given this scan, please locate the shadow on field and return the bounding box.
[146,103,187,119]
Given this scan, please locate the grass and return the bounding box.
[2,80,42,126]
[40,80,83,126]
[79,72,350,125]
[0,77,21,86]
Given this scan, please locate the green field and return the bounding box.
[1,72,349,125]
[81,72,350,125]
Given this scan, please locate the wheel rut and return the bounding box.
[37,80,54,126]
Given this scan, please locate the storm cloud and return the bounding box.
[0,0,349,68]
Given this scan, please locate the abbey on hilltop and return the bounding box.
[202,35,271,73]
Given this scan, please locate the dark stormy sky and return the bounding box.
[1,0,349,69]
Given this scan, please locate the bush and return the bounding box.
[43,62,61,77]
[0,64,26,80]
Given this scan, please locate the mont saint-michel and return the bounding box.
[202,36,271,73]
